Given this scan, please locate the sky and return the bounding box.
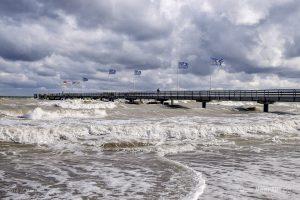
[0,0,300,95]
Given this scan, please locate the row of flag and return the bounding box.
[62,77,88,86]
[108,62,192,76]
[179,58,224,69]
[109,69,142,75]
[61,59,223,88]
[62,62,194,82]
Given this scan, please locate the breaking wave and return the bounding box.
[1,115,299,147]
[20,107,107,120]
[210,101,256,107]
[39,99,116,110]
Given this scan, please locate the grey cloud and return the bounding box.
[42,0,172,41]
[0,0,299,95]
[0,0,40,18]
[179,0,300,77]
[0,37,50,62]
[0,20,53,62]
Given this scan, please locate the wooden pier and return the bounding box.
[34,89,300,112]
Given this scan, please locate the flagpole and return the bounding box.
[108,74,111,92]
[177,65,179,91]
[210,75,212,90]
[82,80,84,93]
[133,75,135,91]
[210,57,224,90]
[61,82,63,94]
[177,62,189,91]
[133,70,141,91]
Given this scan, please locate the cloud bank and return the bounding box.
[0,0,299,95]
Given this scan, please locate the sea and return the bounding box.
[0,98,299,199]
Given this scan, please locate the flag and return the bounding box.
[134,70,141,75]
[211,57,218,65]
[72,81,81,88]
[211,57,224,66]
[109,69,116,74]
[72,81,80,85]
[62,80,71,88]
[178,62,189,69]
[218,58,224,66]
[82,77,88,82]
[63,80,71,85]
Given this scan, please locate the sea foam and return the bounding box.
[1,115,299,148]
[20,107,107,120]
[39,99,116,110]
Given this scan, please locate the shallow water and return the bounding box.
[0,98,299,199]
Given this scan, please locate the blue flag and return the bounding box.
[72,81,81,86]
[82,77,88,82]
[109,69,116,74]
[134,70,141,75]
[211,57,224,66]
[218,59,224,66]
[178,62,189,69]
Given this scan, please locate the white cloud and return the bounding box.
[0,0,299,95]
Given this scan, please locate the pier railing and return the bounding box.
[35,89,300,103]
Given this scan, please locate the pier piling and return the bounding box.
[263,103,269,112]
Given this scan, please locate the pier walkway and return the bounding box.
[35,89,300,112]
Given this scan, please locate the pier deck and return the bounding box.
[35,89,300,112]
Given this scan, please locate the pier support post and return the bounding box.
[171,99,174,106]
[129,99,134,104]
[258,101,274,112]
[263,103,269,112]
[202,102,207,108]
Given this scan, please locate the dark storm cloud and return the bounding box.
[0,0,40,18]
[0,0,63,24]
[0,35,50,62]
[0,0,299,95]
[42,0,173,41]
[44,0,113,27]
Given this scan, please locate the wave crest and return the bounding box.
[0,116,299,149]
[20,107,107,120]
[39,99,116,110]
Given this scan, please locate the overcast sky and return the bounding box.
[0,0,300,95]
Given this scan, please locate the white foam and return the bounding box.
[180,100,191,104]
[0,110,23,118]
[211,101,256,107]
[20,107,107,120]
[183,170,206,200]
[39,99,116,110]
[1,114,299,149]
[158,153,206,199]
[275,102,300,108]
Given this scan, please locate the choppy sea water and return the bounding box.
[0,98,299,199]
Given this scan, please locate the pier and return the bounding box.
[34,89,300,112]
